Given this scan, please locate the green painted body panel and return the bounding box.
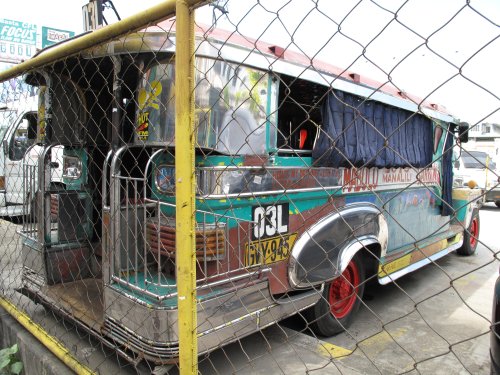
[453,198,469,222]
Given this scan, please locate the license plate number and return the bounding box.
[245,233,297,267]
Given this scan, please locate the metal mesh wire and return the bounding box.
[0,1,499,374]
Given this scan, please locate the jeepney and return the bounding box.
[18,22,480,364]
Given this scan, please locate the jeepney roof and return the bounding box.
[31,19,457,123]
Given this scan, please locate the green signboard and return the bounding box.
[0,19,74,63]
[42,26,75,48]
[0,18,37,62]
[0,19,36,44]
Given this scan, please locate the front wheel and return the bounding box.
[457,209,480,256]
[495,200,500,208]
[307,253,365,336]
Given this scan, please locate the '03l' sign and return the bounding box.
[246,203,297,267]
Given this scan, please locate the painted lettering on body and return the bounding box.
[343,168,379,193]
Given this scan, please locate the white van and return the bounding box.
[0,97,63,217]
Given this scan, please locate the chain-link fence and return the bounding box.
[0,0,499,374]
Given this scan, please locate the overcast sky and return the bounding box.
[2,0,499,125]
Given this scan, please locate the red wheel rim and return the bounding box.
[328,260,360,319]
[469,217,479,248]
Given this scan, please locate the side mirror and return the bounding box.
[454,160,460,169]
[2,139,7,156]
[458,122,469,144]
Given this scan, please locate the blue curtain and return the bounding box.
[313,90,433,168]
[441,126,455,216]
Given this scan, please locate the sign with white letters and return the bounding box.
[0,19,36,62]
[252,203,289,240]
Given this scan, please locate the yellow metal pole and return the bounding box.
[0,0,207,83]
[0,297,95,375]
[175,1,197,374]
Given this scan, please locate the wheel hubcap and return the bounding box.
[328,260,360,319]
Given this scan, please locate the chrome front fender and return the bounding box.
[288,203,388,289]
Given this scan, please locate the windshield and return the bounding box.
[0,109,17,127]
[0,109,17,142]
[462,151,488,169]
[136,57,176,144]
[135,56,273,155]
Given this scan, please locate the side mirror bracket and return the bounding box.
[458,122,469,144]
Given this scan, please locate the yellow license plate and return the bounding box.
[245,233,297,267]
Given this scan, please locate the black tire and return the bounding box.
[307,252,365,336]
[457,209,480,256]
[495,201,500,208]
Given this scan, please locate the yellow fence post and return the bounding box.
[175,1,197,374]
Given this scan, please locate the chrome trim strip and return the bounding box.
[101,149,114,210]
[339,236,380,273]
[198,185,342,199]
[378,238,464,285]
[198,166,320,171]
[196,166,440,199]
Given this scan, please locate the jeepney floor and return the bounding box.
[42,278,104,330]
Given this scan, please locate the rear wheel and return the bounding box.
[457,209,480,256]
[308,253,365,336]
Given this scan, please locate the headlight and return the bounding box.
[155,165,175,194]
[63,156,82,180]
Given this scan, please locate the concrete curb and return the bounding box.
[0,306,73,375]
